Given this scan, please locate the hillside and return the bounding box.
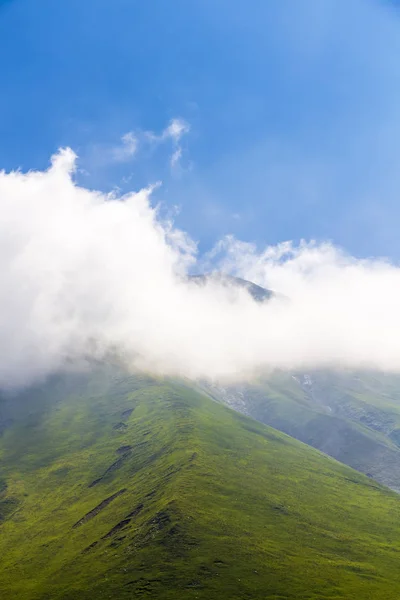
[2,370,400,598]
[204,369,400,492]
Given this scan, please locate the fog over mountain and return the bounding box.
[2,149,400,389]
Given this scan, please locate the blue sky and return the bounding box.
[1,0,400,259]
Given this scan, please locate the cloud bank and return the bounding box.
[2,149,400,389]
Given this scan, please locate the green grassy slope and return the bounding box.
[203,370,400,492]
[2,372,400,598]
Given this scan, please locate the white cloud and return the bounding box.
[111,131,138,162]
[82,131,139,174]
[85,119,190,174]
[146,118,190,170]
[5,150,400,389]
[162,118,190,143]
[170,147,182,169]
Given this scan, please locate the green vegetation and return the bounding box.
[204,370,400,492]
[2,370,400,598]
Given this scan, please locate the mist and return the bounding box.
[2,149,400,389]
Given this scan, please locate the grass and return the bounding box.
[2,370,400,598]
[205,370,400,492]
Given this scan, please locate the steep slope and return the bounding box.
[193,275,400,492]
[205,370,400,492]
[2,371,400,598]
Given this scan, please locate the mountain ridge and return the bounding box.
[2,370,400,598]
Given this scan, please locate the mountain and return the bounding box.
[204,370,400,493]
[2,368,400,598]
[190,275,400,493]
[189,273,275,301]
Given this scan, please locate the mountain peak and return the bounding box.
[189,273,274,302]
